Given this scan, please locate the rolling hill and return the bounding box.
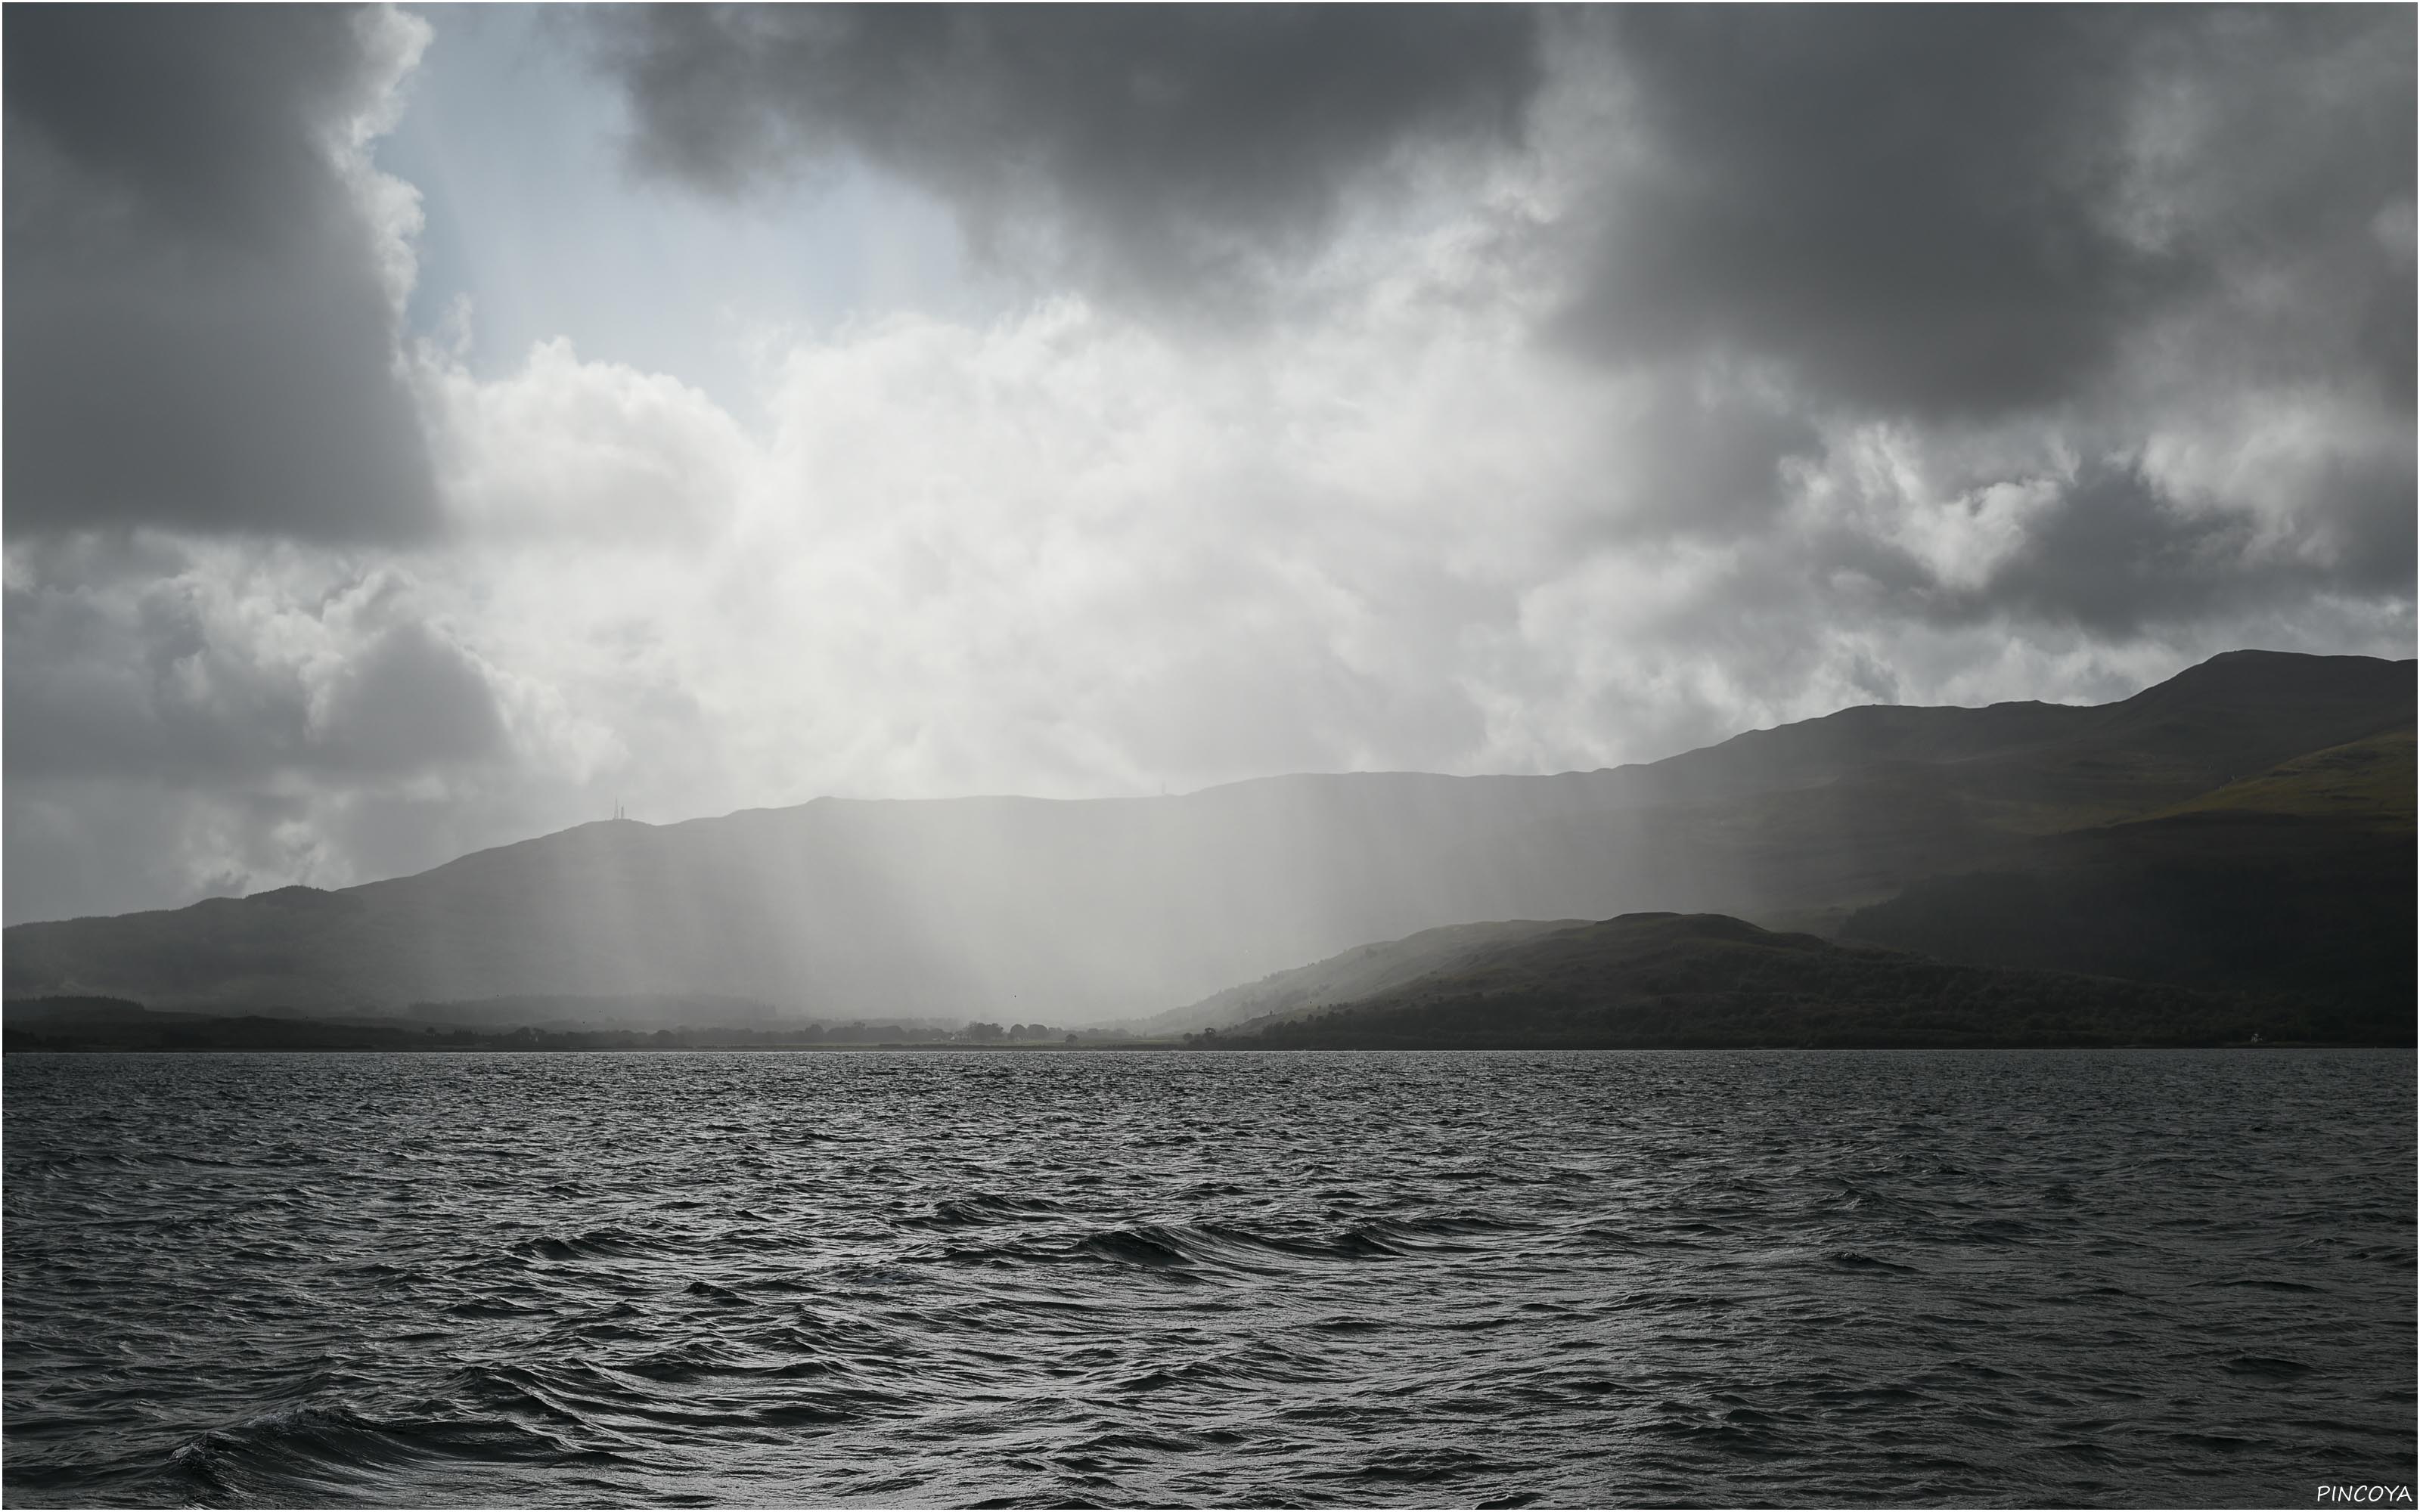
[1134,918,1589,1035]
[7,649,2409,1024]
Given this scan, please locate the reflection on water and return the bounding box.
[5,1049,2413,1506]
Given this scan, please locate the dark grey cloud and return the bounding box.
[585,4,1544,304]
[1991,462,2416,637]
[1558,6,2415,418]
[1590,382,1823,542]
[319,623,509,773]
[4,5,438,541]
[3,550,504,786]
[2,559,520,922]
[1791,457,2418,642]
[1984,468,2299,637]
[591,5,2411,424]
[2,781,312,923]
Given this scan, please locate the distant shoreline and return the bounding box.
[7,1040,2403,1055]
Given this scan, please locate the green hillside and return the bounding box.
[1218,912,2400,1049]
[2149,726,2415,826]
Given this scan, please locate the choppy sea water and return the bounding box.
[4,1049,2412,1507]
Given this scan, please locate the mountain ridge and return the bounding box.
[8,648,2409,1023]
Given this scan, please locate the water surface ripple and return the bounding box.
[5,1049,2412,1506]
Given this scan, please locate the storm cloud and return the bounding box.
[586,4,1547,307]
[1556,6,2415,417]
[3,5,439,541]
[585,4,2415,628]
[591,6,2413,418]
[3,5,2411,925]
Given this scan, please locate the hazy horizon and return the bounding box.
[12,640,2389,927]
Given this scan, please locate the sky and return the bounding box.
[4,5,2413,925]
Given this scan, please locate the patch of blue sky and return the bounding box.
[377,5,989,420]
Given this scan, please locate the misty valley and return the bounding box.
[10,649,2412,1053]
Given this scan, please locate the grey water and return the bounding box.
[4,1049,2412,1508]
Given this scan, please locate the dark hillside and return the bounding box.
[1841,813,2413,1009]
[1844,724,2415,1006]
[2072,651,2415,789]
[1222,913,2395,1050]
[1143,918,1588,1033]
